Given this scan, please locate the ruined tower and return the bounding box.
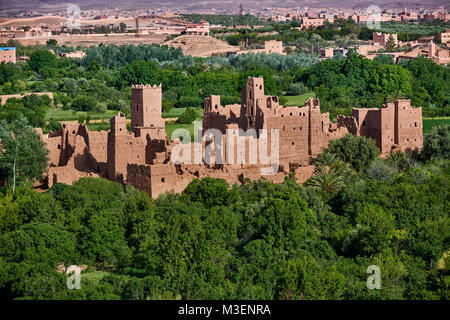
[305,98,323,157]
[242,77,265,130]
[107,112,146,183]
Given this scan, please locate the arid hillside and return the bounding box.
[0,16,136,28]
[164,35,239,57]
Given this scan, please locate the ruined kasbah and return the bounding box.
[38,77,424,198]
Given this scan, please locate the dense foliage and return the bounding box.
[0,131,448,300]
[0,117,49,193]
[300,52,449,117]
[0,19,448,301]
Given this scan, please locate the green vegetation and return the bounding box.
[165,122,200,142]
[319,134,381,172]
[377,22,449,42]
[284,92,316,106]
[45,109,117,122]
[0,94,52,127]
[423,118,450,133]
[0,117,49,193]
[182,14,264,27]
[302,53,449,118]
[0,19,449,301]
[1,28,448,134]
[419,125,450,161]
[0,129,449,300]
[162,107,187,118]
[176,107,198,124]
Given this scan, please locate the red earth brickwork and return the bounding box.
[39,78,423,198]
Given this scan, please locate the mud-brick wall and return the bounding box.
[127,163,194,198]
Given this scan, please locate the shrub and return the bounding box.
[287,82,307,96]
[176,107,198,124]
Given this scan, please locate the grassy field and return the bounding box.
[162,107,188,118]
[82,121,202,140]
[46,107,195,121]
[377,22,449,37]
[283,92,316,106]
[81,270,109,285]
[423,117,450,133]
[86,122,112,131]
[44,106,204,139]
[45,109,117,121]
[166,120,203,142]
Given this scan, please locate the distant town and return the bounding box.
[1,5,449,65]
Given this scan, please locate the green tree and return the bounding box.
[28,50,56,72]
[0,117,49,193]
[351,204,396,256]
[176,107,198,124]
[374,54,394,65]
[306,153,353,194]
[72,95,98,112]
[116,60,160,89]
[322,134,380,172]
[286,82,307,96]
[386,34,396,51]
[369,64,413,98]
[183,178,236,208]
[46,39,58,47]
[420,125,450,161]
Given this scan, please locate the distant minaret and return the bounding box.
[240,4,244,25]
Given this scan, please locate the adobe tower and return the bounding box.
[131,84,165,137]
[242,77,265,131]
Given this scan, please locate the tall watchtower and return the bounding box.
[131,84,165,134]
[243,77,265,129]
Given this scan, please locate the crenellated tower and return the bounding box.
[131,83,165,136]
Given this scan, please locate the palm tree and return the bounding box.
[306,153,353,193]
[306,165,347,193]
[386,150,411,171]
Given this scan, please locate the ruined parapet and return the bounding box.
[306,97,324,157]
[337,115,358,135]
[42,122,108,188]
[110,112,127,134]
[392,100,423,153]
[204,94,243,133]
[304,97,320,108]
[266,95,280,110]
[204,95,221,115]
[127,162,194,199]
[243,77,266,130]
[349,100,422,155]
[107,112,146,183]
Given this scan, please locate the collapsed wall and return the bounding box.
[41,123,108,187]
[337,100,423,155]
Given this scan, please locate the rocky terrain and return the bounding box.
[164,35,239,57]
